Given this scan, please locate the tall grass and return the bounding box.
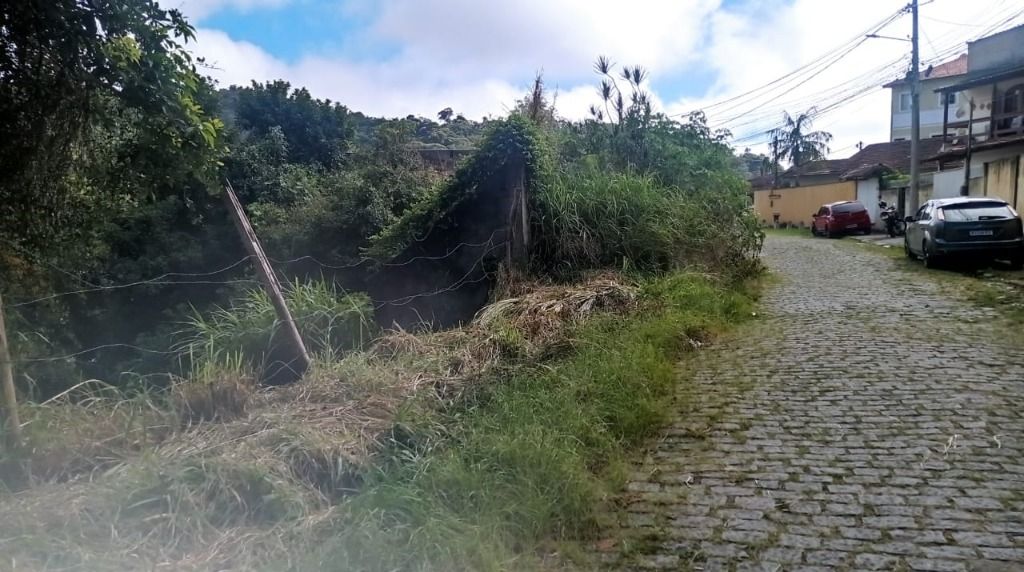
[297,271,759,571]
[180,278,375,378]
[532,167,763,276]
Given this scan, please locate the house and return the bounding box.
[928,24,1024,213]
[885,53,968,141]
[751,139,947,228]
[841,138,949,223]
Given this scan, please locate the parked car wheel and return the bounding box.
[810,225,818,237]
[1009,255,1024,271]
[922,240,942,269]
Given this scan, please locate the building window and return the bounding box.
[996,84,1024,133]
[899,92,912,112]
[940,92,958,106]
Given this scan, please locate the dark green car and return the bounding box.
[904,197,1024,269]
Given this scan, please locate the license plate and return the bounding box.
[969,230,994,237]
[846,224,858,229]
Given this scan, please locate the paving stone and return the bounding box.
[854,553,900,570]
[920,545,981,560]
[803,549,849,566]
[950,531,1013,547]
[905,558,969,571]
[864,515,918,529]
[977,547,1024,561]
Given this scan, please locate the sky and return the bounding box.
[175,0,1022,159]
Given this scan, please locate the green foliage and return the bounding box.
[300,272,758,570]
[532,167,762,276]
[769,109,833,168]
[367,115,553,260]
[225,80,353,167]
[0,0,223,253]
[181,279,375,375]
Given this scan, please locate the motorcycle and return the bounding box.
[878,201,905,237]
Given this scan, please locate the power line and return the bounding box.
[675,5,910,121]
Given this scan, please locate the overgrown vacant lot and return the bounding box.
[0,272,759,571]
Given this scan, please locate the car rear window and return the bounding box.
[940,203,1015,222]
[832,202,865,214]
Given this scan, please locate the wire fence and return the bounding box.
[3,235,507,370]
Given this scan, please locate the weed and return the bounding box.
[179,279,375,382]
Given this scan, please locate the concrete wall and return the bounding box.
[933,167,983,199]
[753,181,856,227]
[968,26,1024,73]
[981,153,1023,212]
[856,179,881,224]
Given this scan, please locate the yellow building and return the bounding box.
[753,181,856,228]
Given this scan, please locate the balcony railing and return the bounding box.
[992,111,1024,138]
[944,111,1024,141]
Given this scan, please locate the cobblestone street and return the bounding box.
[611,235,1024,572]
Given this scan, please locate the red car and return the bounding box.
[811,201,872,237]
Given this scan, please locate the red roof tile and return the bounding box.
[884,53,968,87]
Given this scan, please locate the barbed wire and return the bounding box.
[8,256,258,308]
[8,238,508,365]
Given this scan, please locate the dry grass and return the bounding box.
[0,274,643,571]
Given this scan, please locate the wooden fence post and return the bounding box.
[506,163,529,266]
[0,293,23,449]
[223,183,312,377]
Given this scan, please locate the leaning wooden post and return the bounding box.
[0,293,23,448]
[223,183,311,376]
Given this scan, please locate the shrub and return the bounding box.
[532,167,763,276]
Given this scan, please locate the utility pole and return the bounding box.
[0,293,22,449]
[908,0,921,214]
[961,98,975,196]
[223,183,311,377]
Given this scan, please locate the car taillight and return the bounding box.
[935,208,945,221]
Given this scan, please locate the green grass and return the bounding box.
[293,271,759,571]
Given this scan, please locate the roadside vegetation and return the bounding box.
[1,2,764,569]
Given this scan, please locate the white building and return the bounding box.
[885,54,968,142]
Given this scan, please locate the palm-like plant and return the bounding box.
[769,109,833,170]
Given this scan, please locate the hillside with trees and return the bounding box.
[0,2,762,570]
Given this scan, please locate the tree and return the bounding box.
[228,81,351,166]
[0,0,223,253]
[769,109,833,170]
[437,107,454,123]
[588,56,655,170]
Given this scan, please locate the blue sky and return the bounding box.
[179,0,1014,156]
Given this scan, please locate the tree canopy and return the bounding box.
[0,0,223,252]
[769,109,833,169]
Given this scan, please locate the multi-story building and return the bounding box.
[885,54,968,141]
[930,24,1024,209]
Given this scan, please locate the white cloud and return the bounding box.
[187,0,1017,154]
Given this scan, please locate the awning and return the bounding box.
[935,63,1024,93]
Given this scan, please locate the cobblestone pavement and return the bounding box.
[609,236,1024,572]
